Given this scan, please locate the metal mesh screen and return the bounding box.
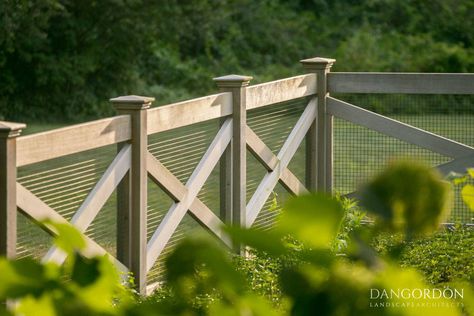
[146,97,311,282]
[147,119,221,283]
[16,145,118,259]
[333,94,474,224]
[247,97,309,229]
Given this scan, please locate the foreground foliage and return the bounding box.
[1,161,473,315]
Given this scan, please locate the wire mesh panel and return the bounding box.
[247,97,309,230]
[333,94,474,224]
[16,144,118,259]
[147,119,221,284]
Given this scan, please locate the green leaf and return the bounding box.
[461,184,474,211]
[453,175,468,185]
[277,194,345,249]
[71,255,101,287]
[16,294,56,316]
[70,255,120,313]
[224,226,287,256]
[359,160,452,236]
[42,220,86,254]
[165,237,246,297]
[468,168,474,179]
[0,258,57,299]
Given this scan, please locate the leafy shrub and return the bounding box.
[1,161,474,315]
[1,1,473,122]
[0,221,132,315]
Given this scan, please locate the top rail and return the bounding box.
[14,72,474,166]
[147,92,232,135]
[328,73,474,94]
[16,115,131,167]
[246,74,316,110]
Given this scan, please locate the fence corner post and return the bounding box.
[300,57,336,193]
[110,95,153,295]
[0,121,26,258]
[213,75,252,253]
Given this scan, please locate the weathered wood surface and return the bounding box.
[246,74,316,110]
[17,115,131,167]
[147,93,232,134]
[327,97,474,158]
[0,122,25,257]
[328,73,474,94]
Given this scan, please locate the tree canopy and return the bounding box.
[1,0,473,122]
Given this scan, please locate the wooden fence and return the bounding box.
[1,57,473,294]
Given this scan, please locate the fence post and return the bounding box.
[110,95,153,295]
[213,75,252,252]
[0,121,26,258]
[300,57,336,192]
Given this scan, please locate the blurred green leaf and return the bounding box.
[461,184,474,211]
[224,226,287,256]
[16,294,56,316]
[0,258,58,299]
[70,255,120,313]
[165,237,246,297]
[468,168,474,179]
[42,220,86,254]
[71,255,102,287]
[209,294,280,316]
[277,194,345,249]
[359,161,452,237]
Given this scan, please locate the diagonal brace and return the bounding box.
[246,98,316,226]
[246,126,308,195]
[43,144,131,262]
[147,152,231,247]
[146,119,232,272]
[16,183,128,273]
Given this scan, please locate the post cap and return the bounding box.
[110,95,155,111]
[300,57,336,71]
[0,121,27,138]
[213,74,253,88]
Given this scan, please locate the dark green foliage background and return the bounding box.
[1,0,473,122]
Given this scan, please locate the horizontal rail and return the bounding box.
[328,73,474,94]
[246,74,316,110]
[327,97,474,158]
[17,115,131,167]
[437,153,474,176]
[147,92,232,134]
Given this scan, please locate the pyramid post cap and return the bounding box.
[213,74,253,88]
[300,57,336,70]
[0,121,27,138]
[110,95,155,110]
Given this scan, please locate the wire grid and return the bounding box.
[146,97,310,282]
[146,119,221,283]
[247,97,310,230]
[332,94,474,224]
[16,144,118,259]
